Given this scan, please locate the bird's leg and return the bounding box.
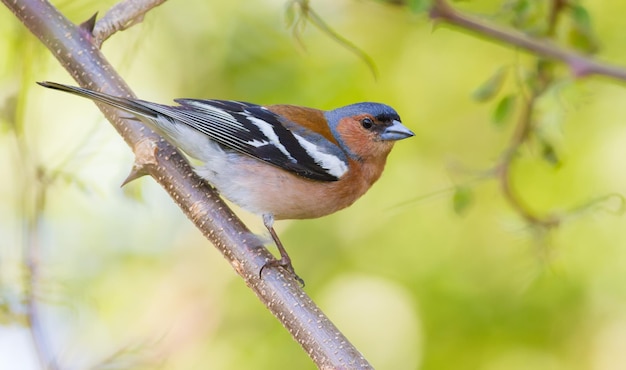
[260,214,304,286]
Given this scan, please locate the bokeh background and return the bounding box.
[2,0,626,369]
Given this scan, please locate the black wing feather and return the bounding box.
[150,99,344,181]
[36,82,345,181]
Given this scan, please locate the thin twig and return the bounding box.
[491,0,569,228]
[546,0,567,37]
[430,0,626,80]
[495,92,559,228]
[288,0,378,78]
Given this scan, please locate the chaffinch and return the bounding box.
[38,81,414,282]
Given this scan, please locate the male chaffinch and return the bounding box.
[38,81,414,282]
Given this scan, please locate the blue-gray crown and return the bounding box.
[325,102,401,128]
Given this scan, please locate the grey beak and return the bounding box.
[380,120,415,141]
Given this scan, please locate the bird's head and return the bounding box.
[325,102,414,160]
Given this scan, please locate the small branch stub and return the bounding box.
[92,0,168,47]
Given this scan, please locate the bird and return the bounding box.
[37,81,414,283]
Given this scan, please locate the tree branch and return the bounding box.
[2,0,372,368]
[430,0,626,80]
[431,0,626,229]
[92,0,168,48]
[490,0,566,229]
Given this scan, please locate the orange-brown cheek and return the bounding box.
[336,118,374,157]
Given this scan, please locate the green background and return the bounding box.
[2,0,626,369]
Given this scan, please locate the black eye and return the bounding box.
[361,117,373,129]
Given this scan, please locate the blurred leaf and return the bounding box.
[0,94,18,134]
[472,67,507,102]
[524,60,553,94]
[540,140,560,167]
[511,0,532,25]
[567,4,598,54]
[569,4,592,33]
[492,94,516,127]
[452,186,473,215]
[408,0,432,13]
[536,59,555,83]
[507,0,546,35]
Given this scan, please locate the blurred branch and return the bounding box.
[286,0,378,78]
[492,0,567,229]
[20,154,59,369]
[431,0,623,230]
[430,0,626,80]
[2,0,372,368]
[546,0,567,37]
[92,0,168,48]
[495,89,559,228]
[6,38,60,369]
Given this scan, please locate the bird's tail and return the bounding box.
[37,81,159,119]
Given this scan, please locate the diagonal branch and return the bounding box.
[430,0,626,80]
[2,0,372,368]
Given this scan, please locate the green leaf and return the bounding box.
[541,140,560,167]
[567,4,598,53]
[570,4,592,32]
[472,67,507,102]
[408,0,432,13]
[453,186,473,215]
[492,94,516,127]
[536,59,554,82]
[508,0,543,34]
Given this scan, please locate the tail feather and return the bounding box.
[37,81,159,119]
